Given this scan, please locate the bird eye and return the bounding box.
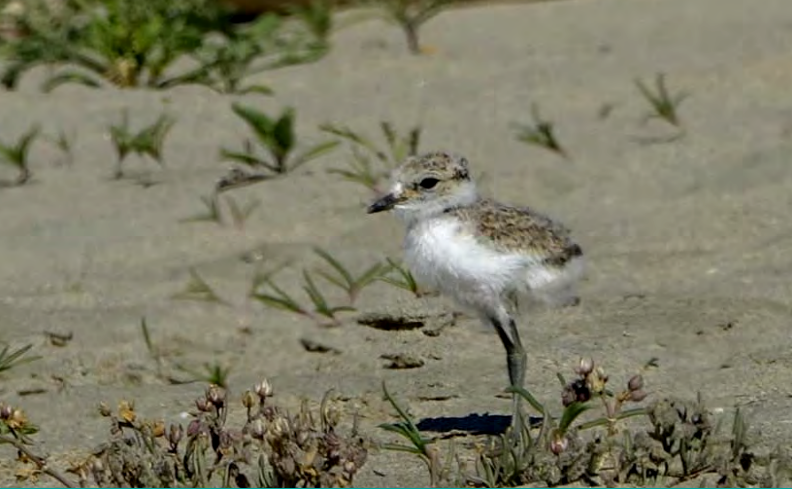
[419,178,439,189]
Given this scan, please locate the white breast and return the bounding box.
[403,217,528,305]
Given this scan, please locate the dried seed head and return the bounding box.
[98,402,112,417]
[575,357,594,376]
[242,390,256,410]
[628,374,644,392]
[206,384,226,407]
[249,418,266,439]
[168,424,183,445]
[118,400,136,423]
[549,432,568,455]
[195,397,211,412]
[562,378,591,406]
[254,379,273,399]
[8,408,28,430]
[588,366,609,394]
[151,420,166,438]
[187,418,203,437]
[0,403,12,420]
[629,389,648,403]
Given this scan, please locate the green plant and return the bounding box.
[181,193,261,229]
[1,0,216,91]
[222,103,338,178]
[513,103,568,158]
[321,121,421,193]
[43,128,76,166]
[171,268,229,305]
[0,124,40,186]
[177,361,233,388]
[635,72,688,129]
[108,110,174,179]
[313,248,388,303]
[250,269,356,327]
[379,382,457,487]
[0,342,40,374]
[375,0,456,54]
[377,258,424,297]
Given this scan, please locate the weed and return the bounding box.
[181,193,261,229]
[635,72,688,129]
[7,381,368,487]
[321,121,421,193]
[0,342,40,375]
[171,268,229,305]
[313,247,388,303]
[0,124,40,186]
[1,0,216,91]
[108,110,174,179]
[250,268,356,327]
[195,8,328,95]
[222,103,338,178]
[377,257,424,297]
[177,362,233,388]
[375,0,456,54]
[43,128,75,166]
[380,357,765,487]
[379,382,456,486]
[513,103,568,158]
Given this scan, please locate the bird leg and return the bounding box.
[489,313,527,433]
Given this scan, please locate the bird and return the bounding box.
[367,151,584,428]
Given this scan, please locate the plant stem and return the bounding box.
[0,435,77,488]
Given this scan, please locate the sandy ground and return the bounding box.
[2,0,792,486]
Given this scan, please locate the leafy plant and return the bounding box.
[1,0,215,91]
[108,110,174,179]
[635,72,688,129]
[321,121,421,193]
[0,124,40,186]
[222,103,338,177]
[313,247,388,303]
[513,103,568,158]
[375,0,456,54]
[250,269,356,327]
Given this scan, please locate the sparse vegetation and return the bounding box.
[513,103,568,158]
[108,110,174,179]
[181,193,261,230]
[635,72,688,129]
[0,342,39,375]
[221,103,339,179]
[0,0,332,92]
[0,124,40,186]
[321,121,422,194]
[374,0,456,54]
[377,357,776,487]
[5,381,368,487]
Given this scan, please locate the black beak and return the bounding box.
[367,193,399,214]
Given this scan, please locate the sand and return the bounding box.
[1,0,792,486]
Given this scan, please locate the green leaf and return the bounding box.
[41,71,103,92]
[232,102,274,144]
[220,148,264,167]
[558,401,591,433]
[291,140,340,170]
[272,107,296,159]
[507,385,546,415]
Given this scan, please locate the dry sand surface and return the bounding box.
[2,0,792,486]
